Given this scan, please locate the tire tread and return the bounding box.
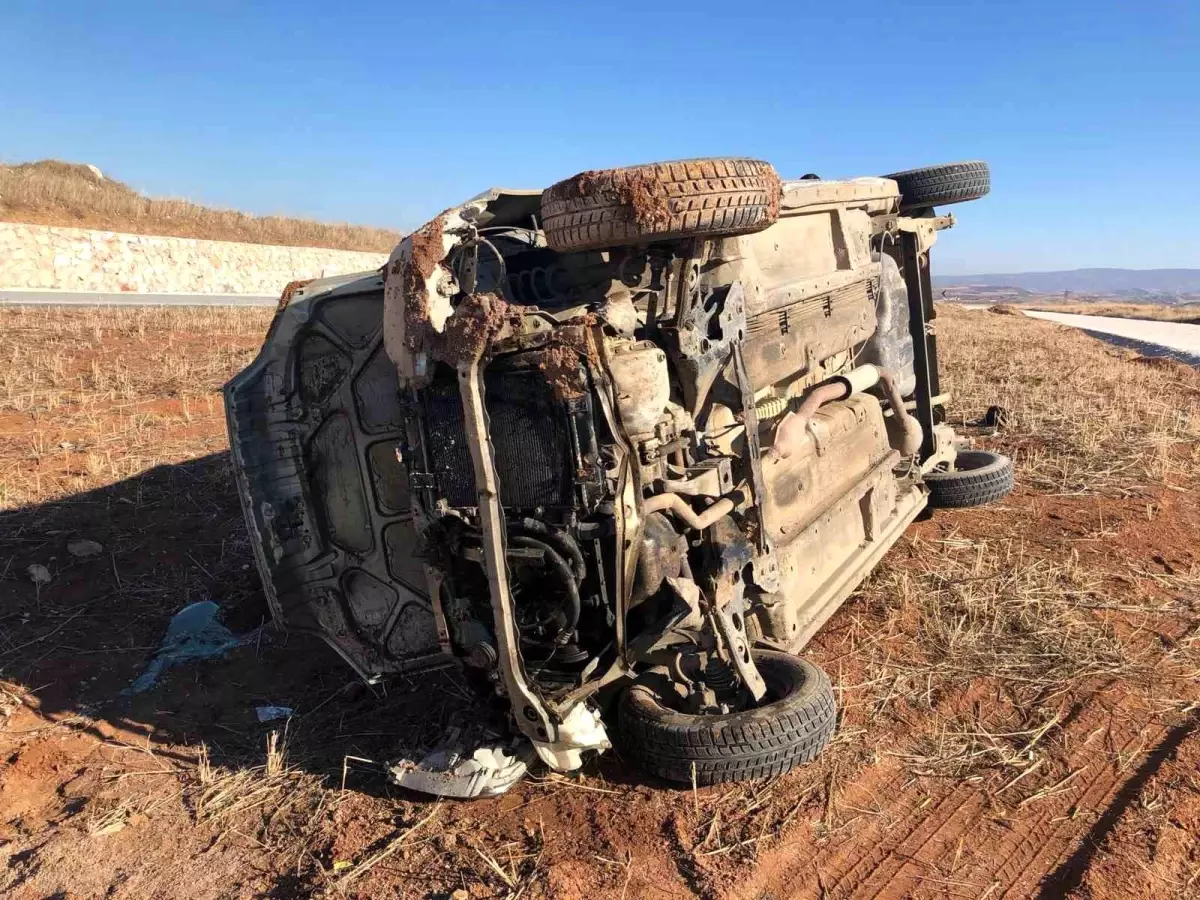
[541,158,780,252]
[925,450,1014,509]
[884,161,990,211]
[617,652,837,785]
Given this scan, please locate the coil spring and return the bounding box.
[506,266,559,305]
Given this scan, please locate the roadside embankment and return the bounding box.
[0,222,389,295]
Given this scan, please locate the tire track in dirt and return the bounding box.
[1033,712,1199,897]
[829,788,988,900]
[985,715,1165,899]
[736,707,1171,900]
[730,765,985,900]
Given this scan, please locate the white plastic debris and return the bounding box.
[26,564,52,585]
[67,538,104,558]
[256,705,294,722]
[388,727,534,798]
[532,703,611,772]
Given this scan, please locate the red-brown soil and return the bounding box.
[1,305,1198,898]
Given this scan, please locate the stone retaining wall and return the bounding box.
[0,223,390,295]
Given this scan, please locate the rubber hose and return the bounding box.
[517,518,587,582]
[507,535,582,643]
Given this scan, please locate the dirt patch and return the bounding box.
[395,215,522,368]
[399,215,447,351]
[530,322,600,400]
[433,292,521,367]
[559,168,673,231]
[3,305,1200,899]
[277,277,315,308]
[406,215,445,284]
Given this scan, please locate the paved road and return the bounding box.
[1023,310,1200,363]
[0,289,277,307]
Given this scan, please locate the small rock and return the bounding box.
[255,705,294,723]
[27,564,52,585]
[68,538,104,558]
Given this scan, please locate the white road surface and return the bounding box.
[0,289,277,307]
[1023,310,1200,362]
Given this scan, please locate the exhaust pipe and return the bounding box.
[769,364,922,460]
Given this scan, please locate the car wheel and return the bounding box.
[924,449,1014,509]
[617,650,836,785]
[540,158,780,253]
[883,161,990,212]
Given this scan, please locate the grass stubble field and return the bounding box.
[0,160,402,252]
[0,304,1198,899]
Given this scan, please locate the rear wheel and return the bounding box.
[924,449,1013,508]
[540,158,780,252]
[884,161,990,212]
[617,650,836,785]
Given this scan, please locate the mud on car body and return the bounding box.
[225,158,1009,786]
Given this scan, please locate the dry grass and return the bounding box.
[844,534,1195,779]
[938,306,1200,494]
[3,303,1200,898]
[0,305,272,509]
[0,159,402,252]
[823,307,1200,791]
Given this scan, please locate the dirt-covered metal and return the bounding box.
[226,157,1006,785]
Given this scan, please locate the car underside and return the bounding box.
[225,158,1011,789]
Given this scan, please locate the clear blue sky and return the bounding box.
[3,1,1197,274]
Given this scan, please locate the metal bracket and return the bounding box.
[731,339,779,592]
[898,231,940,461]
[456,360,556,745]
[408,471,438,492]
[710,590,767,702]
[422,563,452,656]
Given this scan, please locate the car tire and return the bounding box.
[883,161,990,212]
[540,158,780,253]
[924,449,1014,509]
[617,650,836,785]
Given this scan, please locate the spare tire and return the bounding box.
[540,158,780,252]
[884,161,990,212]
[924,449,1013,509]
[617,650,836,785]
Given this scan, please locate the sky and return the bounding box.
[2,1,1197,274]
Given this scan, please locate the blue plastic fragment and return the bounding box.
[124,601,244,694]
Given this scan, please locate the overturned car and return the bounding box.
[226,158,1010,786]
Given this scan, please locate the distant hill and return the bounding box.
[0,159,402,252]
[934,268,1200,298]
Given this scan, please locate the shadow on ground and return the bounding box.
[1075,328,1200,367]
[0,453,522,798]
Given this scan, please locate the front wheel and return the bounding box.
[617,650,836,785]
